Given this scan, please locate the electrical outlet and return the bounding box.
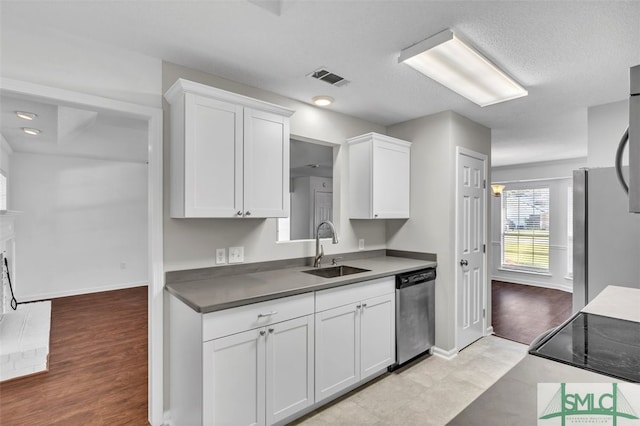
[216,248,226,264]
[228,246,244,264]
[120,262,127,270]
[358,239,365,250]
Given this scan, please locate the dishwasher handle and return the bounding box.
[396,268,436,289]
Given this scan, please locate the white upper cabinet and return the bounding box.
[165,79,294,218]
[348,133,411,219]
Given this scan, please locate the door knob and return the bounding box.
[245,211,251,216]
[460,259,468,266]
[236,211,243,216]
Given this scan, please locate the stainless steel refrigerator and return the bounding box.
[573,167,640,310]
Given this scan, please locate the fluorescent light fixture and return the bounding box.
[399,29,528,107]
[16,111,37,121]
[312,96,334,107]
[22,127,41,136]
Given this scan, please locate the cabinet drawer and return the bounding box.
[315,277,395,312]
[203,292,314,341]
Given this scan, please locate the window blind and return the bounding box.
[502,187,550,271]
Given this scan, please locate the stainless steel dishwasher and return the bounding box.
[393,267,436,368]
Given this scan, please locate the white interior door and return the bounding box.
[313,190,333,238]
[456,148,486,350]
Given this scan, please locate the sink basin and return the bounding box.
[302,265,371,278]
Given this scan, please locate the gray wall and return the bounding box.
[162,62,387,272]
[386,111,491,352]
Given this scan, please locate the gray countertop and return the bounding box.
[165,255,436,313]
[448,355,623,425]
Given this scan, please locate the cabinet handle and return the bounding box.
[236,211,243,216]
[258,311,278,318]
[356,304,361,309]
[259,330,266,336]
[245,211,251,216]
[374,214,379,218]
[268,328,274,334]
[362,303,367,308]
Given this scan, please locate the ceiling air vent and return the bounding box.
[308,68,349,87]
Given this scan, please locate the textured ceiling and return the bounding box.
[2,1,639,166]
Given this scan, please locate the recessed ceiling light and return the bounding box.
[16,111,37,121]
[312,96,334,107]
[22,127,41,136]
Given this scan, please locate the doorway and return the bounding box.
[455,147,487,351]
[0,78,164,424]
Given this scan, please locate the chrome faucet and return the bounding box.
[314,220,339,268]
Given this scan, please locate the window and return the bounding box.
[502,187,550,272]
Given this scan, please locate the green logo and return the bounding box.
[539,383,639,425]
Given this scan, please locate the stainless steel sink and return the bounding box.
[302,265,371,278]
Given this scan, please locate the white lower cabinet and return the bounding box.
[203,328,265,426]
[315,303,360,401]
[265,315,315,424]
[170,277,396,426]
[203,315,314,426]
[360,293,395,380]
[314,277,396,403]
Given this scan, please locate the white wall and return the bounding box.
[162,61,387,271]
[1,23,162,107]
[386,111,491,352]
[11,153,148,300]
[490,158,587,292]
[1,135,12,208]
[588,100,629,168]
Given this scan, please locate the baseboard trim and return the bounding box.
[18,281,148,302]
[432,346,458,360]
[491,275,573,293]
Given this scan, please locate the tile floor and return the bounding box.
[293,335,527,426]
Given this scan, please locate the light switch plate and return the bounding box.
[228,246,244,263]
[215,248,226,264]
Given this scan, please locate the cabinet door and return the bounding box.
[360,293,395,380]
[265,315,314,425]
[203,329,266,426]
[184,94,243,217]
[243,108,289,218]
[314,303,360,402]
[372,139,410,218]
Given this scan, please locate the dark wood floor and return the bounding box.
[492,280,573,345]
[0,286,148,425]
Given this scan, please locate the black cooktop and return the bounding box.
[529,312,640,382]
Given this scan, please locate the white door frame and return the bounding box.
[0,78,165,425]
[454,146,488,351]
